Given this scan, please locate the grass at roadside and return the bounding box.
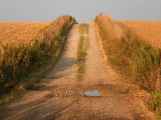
[0,15,76,105]
[95,13,160,91]
[76,24,89,81]
[79,23,89,34]
[94,13,161,118]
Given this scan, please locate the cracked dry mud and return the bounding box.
[0,24,150,120]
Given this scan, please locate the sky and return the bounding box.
[0,0,161,23]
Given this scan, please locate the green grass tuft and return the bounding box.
[76,35,87,81]
[76,24,89,81]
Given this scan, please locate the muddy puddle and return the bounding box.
[84,87,123,97]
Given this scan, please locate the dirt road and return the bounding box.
[0,24,151,120]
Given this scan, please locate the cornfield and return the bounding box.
[118,21,161,49]
[0,22,51,44]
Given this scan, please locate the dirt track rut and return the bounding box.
[0,23,149,120]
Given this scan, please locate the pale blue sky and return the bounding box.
[0,0,161,23]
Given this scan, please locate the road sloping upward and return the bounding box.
[0,24,149,120]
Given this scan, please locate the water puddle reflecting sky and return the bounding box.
[84,88,122,97]
[84,90,101,97]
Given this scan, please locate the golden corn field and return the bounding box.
[0,22,51,44]
[118,21,161,49]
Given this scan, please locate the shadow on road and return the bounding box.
[0,92,76,120]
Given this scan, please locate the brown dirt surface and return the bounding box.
[0,22,51,44]
[118,20,161,49]
[0,24,155,120]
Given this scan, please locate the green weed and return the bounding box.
[76,36,87,81]
[76,24,89,81]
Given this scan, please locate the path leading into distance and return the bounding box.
[0,23,148,120]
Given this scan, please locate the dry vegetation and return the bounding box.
[0,22,51,44]
[0,15,76,98]
[118,21,161,49]
[94,13,160,91]
[94,13,161,118]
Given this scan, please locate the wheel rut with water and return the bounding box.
[0,23,149,120]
